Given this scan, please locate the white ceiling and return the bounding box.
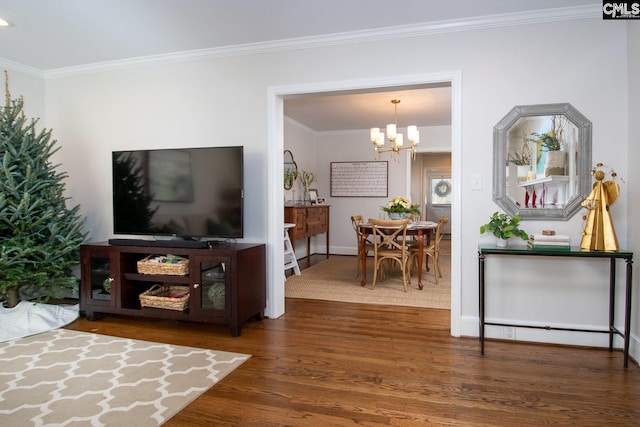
[0,0,597,131]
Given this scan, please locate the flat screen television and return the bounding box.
[111,146,243,243]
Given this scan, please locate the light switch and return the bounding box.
[471,173,482,190]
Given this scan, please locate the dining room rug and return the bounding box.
[0,329,250,426]
[285,254,450,309]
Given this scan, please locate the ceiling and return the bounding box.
[0,0,597,131]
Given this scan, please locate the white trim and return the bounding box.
[0,58,44,79]
[265,90,285,319]
[267,71,463,338]
[37,5,599,79]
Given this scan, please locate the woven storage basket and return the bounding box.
[137,255,189,275]
[139,284,189,311]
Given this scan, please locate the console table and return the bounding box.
[284,204,330,267]
[478,245,634,367]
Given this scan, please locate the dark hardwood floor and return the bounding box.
[66,252,640,426]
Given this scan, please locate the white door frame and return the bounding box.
[266,72,462,337]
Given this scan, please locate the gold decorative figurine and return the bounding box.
[580,163,620,251]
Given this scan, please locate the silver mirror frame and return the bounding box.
[493,103,592,220]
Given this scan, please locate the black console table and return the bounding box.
[478,244,634,367]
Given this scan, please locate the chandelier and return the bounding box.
[370,99,419,161]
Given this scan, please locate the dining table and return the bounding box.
[358,221,438,290]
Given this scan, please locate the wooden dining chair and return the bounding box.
[409,216,448,285]
[368,218,411,292]
[351,215,376,279]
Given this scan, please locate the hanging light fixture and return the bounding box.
[370,99,419,161]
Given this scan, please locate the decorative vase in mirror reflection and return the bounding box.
[544,151,567,177]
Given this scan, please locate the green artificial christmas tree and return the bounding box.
[0,71,87,308]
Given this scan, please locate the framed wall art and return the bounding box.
[330,161,388,197]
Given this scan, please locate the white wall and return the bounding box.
[3,69,46,126]
[4,16,637,360]
[626,21,640,362]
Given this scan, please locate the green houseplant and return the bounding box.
[0,72,87,308]
[480,211,528,245]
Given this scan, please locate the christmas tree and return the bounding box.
[0,71,87,307]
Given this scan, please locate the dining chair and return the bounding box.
[350,215,375,278]
[409,216,448,285]
[368,218,411,292]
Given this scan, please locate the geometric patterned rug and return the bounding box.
[0,329,250,426]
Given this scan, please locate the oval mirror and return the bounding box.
[493,103,592,220]
[283,150,297,190]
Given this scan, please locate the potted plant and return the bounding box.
[382,196,420,219]
[529,114,568,176]
[480,211,529,247]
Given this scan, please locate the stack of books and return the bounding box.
[528,233,571,250]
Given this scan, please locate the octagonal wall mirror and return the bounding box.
[493,103,592,220]
[283,149,298,190]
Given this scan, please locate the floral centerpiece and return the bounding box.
[480,211,529,247]
[382,196,420,219]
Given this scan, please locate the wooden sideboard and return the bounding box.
[284,204,330,267]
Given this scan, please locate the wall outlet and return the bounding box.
[504,326,515,340]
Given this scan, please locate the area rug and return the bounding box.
[0,329,250,426]
[285,255,450,309]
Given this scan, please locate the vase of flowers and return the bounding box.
[382,196,420,219]
[480,211,529,247]
[298,170,315,203]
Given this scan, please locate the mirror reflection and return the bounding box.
[283,149,297,190]
[494,104,592,220]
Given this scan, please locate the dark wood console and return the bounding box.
[80,242,266,336]
[478,244,633,367]
[284,204,330,267]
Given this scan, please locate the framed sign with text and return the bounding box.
[330,161,388,197]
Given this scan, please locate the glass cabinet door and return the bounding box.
[198,260,226,311]
[87,253,114,305]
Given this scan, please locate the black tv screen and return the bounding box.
[112,146,243,240]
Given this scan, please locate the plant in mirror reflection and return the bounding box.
[284,168,296,189]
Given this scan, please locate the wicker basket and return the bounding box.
[139,284,189,311]
[137,255,189,276]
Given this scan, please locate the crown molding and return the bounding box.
[35,4,599,79]
[0,58,45,79]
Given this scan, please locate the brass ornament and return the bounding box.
[580,164,620,251]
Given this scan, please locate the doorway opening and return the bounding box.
[267,71,462,337]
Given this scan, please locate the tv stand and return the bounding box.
[80,241,266,336]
